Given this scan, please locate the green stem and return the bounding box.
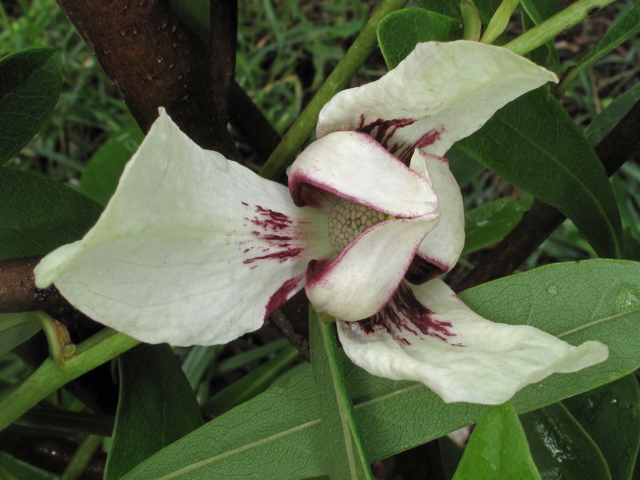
[258,0,408,181]
[461,0,482,41]
[480,0,514,44]
[313,310,374,479]
[505,0,618,56]
[60,435,104,480]
[36,313,74,366]
[0,329,139,432]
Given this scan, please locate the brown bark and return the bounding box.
[54,0,240,160]
[0,256,67,314]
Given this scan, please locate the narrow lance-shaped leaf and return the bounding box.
[463,195,533,255]
[560,0,640,94]
[520,402,611,480]
[452,402,541,480]
[584,82,640,148]
[377,8,463,69]
[563,374,640,480]
[0,169,102,260]
[78,123,144,206]
[311,308,373,480]
[0,48,62,164]
[457,88,623,259]
[104,344,203,480]
[122,259,640,480]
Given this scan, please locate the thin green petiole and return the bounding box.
[259,0,409,182]
[505,0,618,56]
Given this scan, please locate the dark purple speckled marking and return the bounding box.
[358,283,456,346]
[240,204,305,266]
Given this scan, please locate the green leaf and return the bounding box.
[457,88,622,259]
[416,0,462,20]
[0,452,58,480]
[563,374,640,480]
[584,83,640,148]
[622,227,640,262]
[453,402,541,480]
[446,145,485,188]
[200,345,299,418]
[0,313,41,356]
[104,344,203,480]
[13,408,114,438]
[521,402,611,480]
[0,168,102,260]
[78,123,144,206]
[310,308,373,480]
[561,0,640,94]
[463,195,534,255]
[0,48,62,164]
[377,8,463,69]
[122,259,640,480]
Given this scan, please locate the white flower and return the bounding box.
[35,41,608,404]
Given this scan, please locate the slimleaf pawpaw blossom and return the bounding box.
[35,41,608,405]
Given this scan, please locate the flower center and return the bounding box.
[327,197,389,251]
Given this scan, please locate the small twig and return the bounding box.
[0,256,69,314]
[54,0,240,160]
[452,100,640,293]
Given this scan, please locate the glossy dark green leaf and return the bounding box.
[0,313,40,356]
[377,8,463,69]
[453,402,541,480]
[78,123,144,206]
[104,344,203,480]
[563,374,640,480]
[0,48,62,164]
[457,88,622,259]
[446,145,485,188]
[521,402,611,480]
[0,168,102,260]
[463,195,534,255]
[122,259,640,480]
[584,83,640,148]
[416,0,462,20]
[311,308,373,480]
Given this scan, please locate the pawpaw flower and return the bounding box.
[35,41,607,404]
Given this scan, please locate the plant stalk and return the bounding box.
[505,0,618,55]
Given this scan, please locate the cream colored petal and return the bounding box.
[338,279,608,405]
[317,41,558,159]
[408,150,465,282]
[288,131,437,217]
[306,215,439,321]
[36,109,335,346]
